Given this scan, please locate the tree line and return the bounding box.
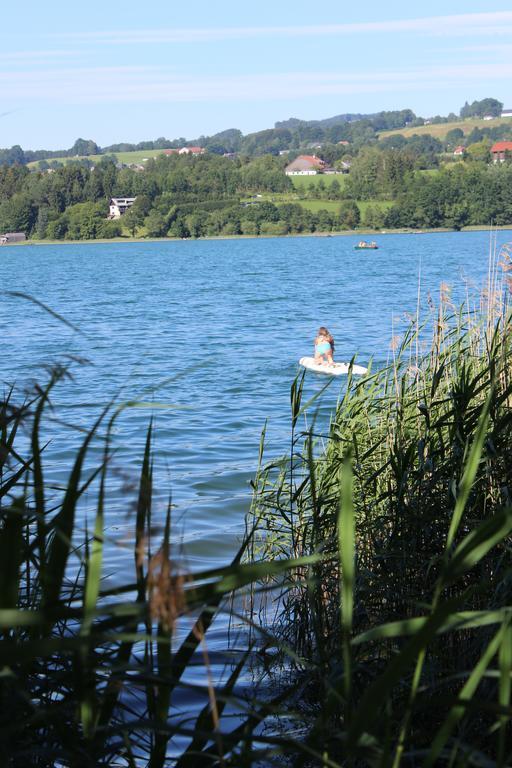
[1,145,512,240]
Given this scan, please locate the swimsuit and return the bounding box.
[315,341,332,355]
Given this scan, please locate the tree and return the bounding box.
[466,140,491,163]
[444,128,465,149]
[338,200,360,229]
[144,210,167,237]
[460,98,503,119]
[69,138,100,157]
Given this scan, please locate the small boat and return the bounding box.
[354,241,378,250]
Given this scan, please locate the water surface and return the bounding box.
[1,230,505,575]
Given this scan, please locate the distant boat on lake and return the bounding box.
[354,240,378,250]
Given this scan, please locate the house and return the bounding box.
[483,115,495,121]
[178,146,206,155]
[491,141,512,163]
[453,146,466,156]
[0,232,26,244]
[501,109,512,118]
[163,149,180,155]
[108,197,137,219]
[285,155,326,175]
[337,140,350,146]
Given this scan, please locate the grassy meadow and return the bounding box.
[28,148,167,168]
[249,175,393,219]
[379,116,512,140]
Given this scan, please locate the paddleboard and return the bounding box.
[299,357,368,376]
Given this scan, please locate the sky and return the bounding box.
[1,0,512,150]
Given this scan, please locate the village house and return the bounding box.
[490,141,512,163]
[178,146,206,155]
[453,146,466,156]
[0,232,26,244]
[108,197,137,219]
[285,155,326,175]
[501,109,512,118]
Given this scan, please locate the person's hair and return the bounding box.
[318,326,335,352]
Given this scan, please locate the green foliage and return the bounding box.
[0,360,317,765]
[460,97,503,119]
[338,199,360,228]
[4,138,512,239]
[384,163,512,228]
[252,256,512,763]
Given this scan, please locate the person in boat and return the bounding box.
[314,326,335,365]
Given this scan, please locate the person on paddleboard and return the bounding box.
[314,326,335,365]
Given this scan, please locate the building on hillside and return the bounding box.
[501,109,512,118]
[285,155,326,175]
[163,149,180,155]
[0,232,26,244]
[453,146,466,156]
[178,146,206,155]
[491,141,512,163]
[337,140,350,146]
[108,197,137,218]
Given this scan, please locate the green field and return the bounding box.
[282,198,391,215]
[28,148,167,169]
[290,174,347,191]
[379,116,512,141]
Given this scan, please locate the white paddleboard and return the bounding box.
[299,357,368,376]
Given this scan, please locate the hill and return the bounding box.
[379,116,512,141]
[27,149,167,169]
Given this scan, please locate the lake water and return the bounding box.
[2,229,509,753]
[1,229,508,577]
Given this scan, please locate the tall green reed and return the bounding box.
[250,242,512,765]
[0,361,329,766]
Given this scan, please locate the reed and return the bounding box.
[4,238,512,766]
[0,362,326,766]
[250,240,512,765]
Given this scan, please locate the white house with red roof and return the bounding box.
[178,146,206,155]
[453,146,466,156]
[285,155,326,175]
[491,141,512,163]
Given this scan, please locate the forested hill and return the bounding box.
[0,109,431,166]
[0,97,508,166]
[2,146,512,241]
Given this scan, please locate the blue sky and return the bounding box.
[1,0,512,149]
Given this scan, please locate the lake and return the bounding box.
[1,230,508,579]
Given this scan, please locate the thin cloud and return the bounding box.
[2,61,512,104]
[64,12,512,45]
[0,49,83,62]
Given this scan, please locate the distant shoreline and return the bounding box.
[2,224,512,248]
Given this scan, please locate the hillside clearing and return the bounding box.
[379,116,512,141]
